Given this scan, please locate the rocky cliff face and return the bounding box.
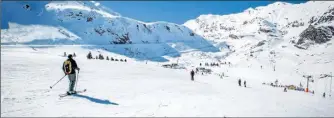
[295,7,334,49]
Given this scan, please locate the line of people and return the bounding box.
[199,62,232,67]
[87,51,127,62]
[200,63,218,67]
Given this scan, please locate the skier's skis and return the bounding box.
[59,89,87,98]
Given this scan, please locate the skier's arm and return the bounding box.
[73,60,80,71]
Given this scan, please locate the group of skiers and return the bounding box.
[238,78,247,87]
[201,63,220,67]
[199,62,232,67]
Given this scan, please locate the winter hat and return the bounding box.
[68,54,73,59]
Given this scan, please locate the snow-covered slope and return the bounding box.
[1,45,334,117]
[1,1,220,62]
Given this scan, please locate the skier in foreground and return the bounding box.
[63,54,80,95]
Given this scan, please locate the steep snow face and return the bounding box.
[1,1,220,62]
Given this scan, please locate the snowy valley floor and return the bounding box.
[1,45,334,117]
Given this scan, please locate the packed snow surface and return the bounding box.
[1,45,334,117]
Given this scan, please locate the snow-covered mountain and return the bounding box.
[184,1,334,50]
[182,1,334,87]
[1,1,220,62]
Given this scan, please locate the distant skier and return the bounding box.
[273,66,276,71]
[62,54,80,95]
[221,72,224,79]
[323,92,326,98]
[190,70,195,81]
[284,88,287,92]
[200,63,202,66]
[244,80,247,87]
[238,79,241,86]
[275,79,278,87]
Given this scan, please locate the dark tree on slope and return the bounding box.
[106,56,109,60]
[87,51,93,59]
[73,53,76,57]
[96,56,98,59]
[99,54,104,60]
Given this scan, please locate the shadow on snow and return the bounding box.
[72,94,119,105]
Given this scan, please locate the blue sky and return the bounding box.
[100,1,306,24]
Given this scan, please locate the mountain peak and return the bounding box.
[45,1,121,18]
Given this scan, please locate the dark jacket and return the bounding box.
[191,70,195,76]
[62,58,78,74]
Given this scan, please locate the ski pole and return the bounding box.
[50,75,67,89]
[75,70,80,91]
